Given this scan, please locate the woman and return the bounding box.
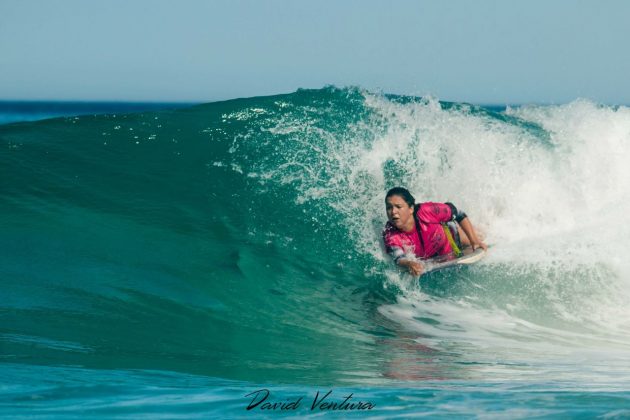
[383,187,487,276]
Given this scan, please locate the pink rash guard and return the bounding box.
[383,202,455,261]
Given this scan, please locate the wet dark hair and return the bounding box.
[385,187,415,207]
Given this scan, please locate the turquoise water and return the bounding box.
[2,87,630,417]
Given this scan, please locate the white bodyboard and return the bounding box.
[421,247,486,275]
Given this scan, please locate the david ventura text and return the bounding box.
[244,389,375,411]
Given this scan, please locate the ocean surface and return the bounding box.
[2,88,630,418]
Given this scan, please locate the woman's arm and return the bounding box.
[458,217,487,251]
[445,202,487,251]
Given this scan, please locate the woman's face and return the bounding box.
[386,195,415,231]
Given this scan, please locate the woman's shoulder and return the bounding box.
[417,202,450,221]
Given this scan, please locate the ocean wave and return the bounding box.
[2,87,630,385]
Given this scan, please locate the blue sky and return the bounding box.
[1,0,629,104]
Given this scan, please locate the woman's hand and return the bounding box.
[471,241,488,251]
[398,259,424,276]
[407,261,424,276]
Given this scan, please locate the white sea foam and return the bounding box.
[351,95,630,374]
[241,91,630,354]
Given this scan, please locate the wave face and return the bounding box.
[3,88,630,409]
